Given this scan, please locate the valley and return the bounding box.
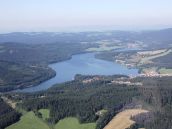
[1,29,172,129]
[1,0,172,128]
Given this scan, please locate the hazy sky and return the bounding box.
[0,0,172,32]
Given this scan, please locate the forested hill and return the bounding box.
[0,42,92,64]
[3,75,172,129]
[0,41,94,92]
[0,61,55,92]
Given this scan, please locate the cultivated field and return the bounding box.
[103,109,149,129]
[139,49,172,64]
[137,49,167,56]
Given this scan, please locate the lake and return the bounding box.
[16,53,138,92]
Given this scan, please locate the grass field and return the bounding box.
[38,109,50,120]
[55,117,96,129]
[86,46,122,52]
[6,111,50,129]
[86,42,123,52]
[159,68,172,74]
[6,111,96,129]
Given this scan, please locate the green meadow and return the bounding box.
[6,111,50,129]
[6,110,96,129]
[38,109,50,120]
[55,117,96,129]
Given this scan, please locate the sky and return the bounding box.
[0,0,172,32]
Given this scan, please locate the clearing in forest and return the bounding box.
[6,111,50,129]
[38,109,50,120]
[55,117,96,129]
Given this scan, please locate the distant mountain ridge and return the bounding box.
[0,28,172,46]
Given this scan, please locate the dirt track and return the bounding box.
[103,109,149,129]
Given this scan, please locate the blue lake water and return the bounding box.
[17,53,138,92]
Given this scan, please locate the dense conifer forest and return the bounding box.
[2,75,172,129]
[0,99,21,129]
